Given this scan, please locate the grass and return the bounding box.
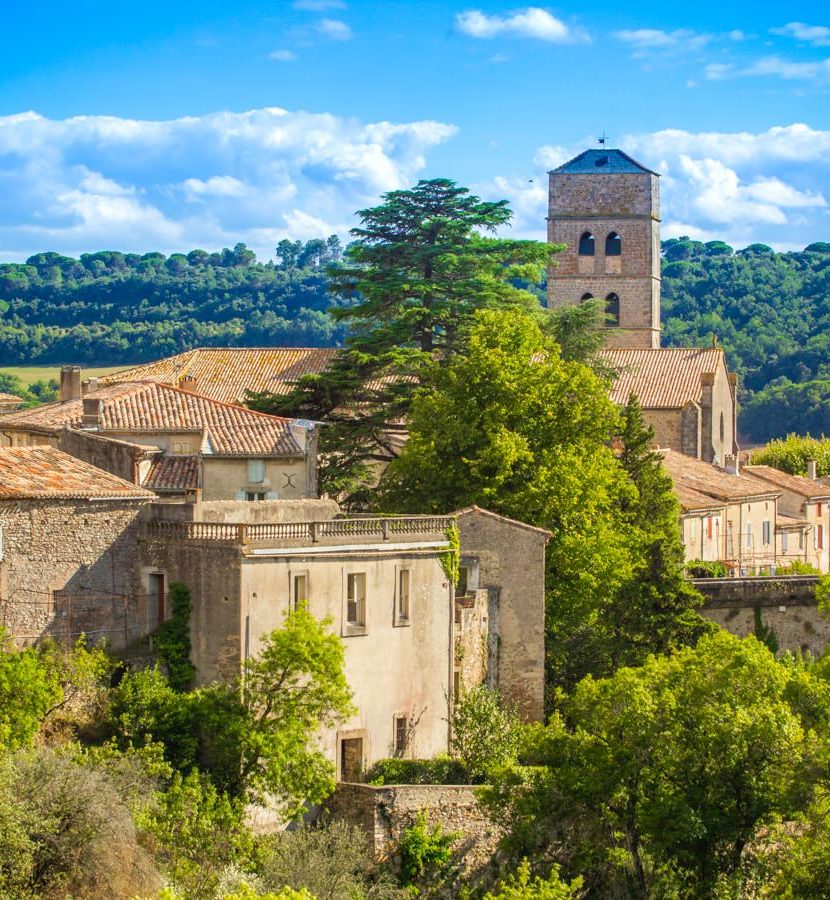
[0,365,126,387]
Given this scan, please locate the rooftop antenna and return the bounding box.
[598,131,608,146]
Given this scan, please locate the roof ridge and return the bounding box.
[139,378,295,423]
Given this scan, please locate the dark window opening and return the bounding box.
[394,716,408,756]
[580,293,594,301]
[605,231,622,256]
[340,737,363,781]
[578,232,595,256]
[605,293,620,327]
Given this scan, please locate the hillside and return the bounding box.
[1,236,829,442]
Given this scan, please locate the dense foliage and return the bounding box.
[752,433,830,476]
[660,237,830,442]
[0,241,345,364]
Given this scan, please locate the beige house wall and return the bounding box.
[241,550,452,772]
[682,510,726,562]
[456,511,546,723]
[202,458,308,501]
[704,365,738,464]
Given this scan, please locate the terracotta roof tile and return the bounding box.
[743,465,830,500]
[144,455,201,492]
[103,347,338,404]
[674,484,726,512]
[661,449,780,503]
[0,447,154,500]
[1,382,303,457]
[602,347,728,408]
[0,392,23,405]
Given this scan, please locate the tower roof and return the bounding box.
[551,148,658,176]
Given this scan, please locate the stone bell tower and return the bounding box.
[546,148,661,348]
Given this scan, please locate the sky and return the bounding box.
[1,0,829,261]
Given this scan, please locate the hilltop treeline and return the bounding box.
[1,236,830,442]
[661,238,830,442]
[0,238,346,364]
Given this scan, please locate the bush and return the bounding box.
[483,859,582,899]
[775,560,821,576]
[154,582,196,691]
[451,685,522,782]
[365,755,469,786]
[751,434,830,477]
[684,559,729,578]
[256,820,405,899]
[397,813,457,887]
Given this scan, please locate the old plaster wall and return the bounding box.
[202,457,309,501]
[241,550,452,770]
[57,429,147,483]
[0,498,146,645]
[456,511,546,722]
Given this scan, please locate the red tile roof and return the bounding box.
[1,381,303,457]
[0,446,154,500]
[661,449,779,502]
[743,465,830,500]
[103,347,338,405]
[0,392,23,406]
[143,455,202,492]
[602,347,728,408]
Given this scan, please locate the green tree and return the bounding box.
[154,582,196,691]
[450,685,522,782]
[249,180,555,499]
[0,630,61,750]
[483,632,812,896]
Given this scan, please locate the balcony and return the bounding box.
[141,515,454,550]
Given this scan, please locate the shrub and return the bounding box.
[398,813,457,887]
[154,582,196,691]
[775,560,821,576]
[752,434,830,477]
[684,559,729,579]
[365,755,469,786]
[451,685,522,782]
[482,859,582,899]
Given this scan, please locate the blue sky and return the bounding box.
[1,0,828,260]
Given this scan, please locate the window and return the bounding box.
[580,292,594,301]
[148,573,165,630]
[800,530,805,550]
[397,569,410,621]
[818,524,825,551]
[605,231,622,256]
[340,737,363,781]
[762,521,771,545]
[347,573,366,626]
[394,716,409,756]
[245,491,266,501]
[782,531,789,553]
[457,565,470,597]
[689,518,697,541]
[292,573,308,611]
[818,503,824,517]
[247,459,265,483]
[746,523,753,548]
[605,293,620,327]
[706,517,713,540]
[720,412,725,444]
[578,232,595,256]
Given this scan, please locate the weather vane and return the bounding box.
[598,131,608,146]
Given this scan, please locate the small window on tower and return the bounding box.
[605,232,622,256]
[605,293,620,327]
[578,232,595,256]
[580,293,594,301]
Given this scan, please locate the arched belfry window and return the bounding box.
[580,293,594,301]
[578,232,595,256]
[606,231,622,256]
[605,293,620,327]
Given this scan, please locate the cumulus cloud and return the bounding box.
[455,7,584,43]
[483,125,830,250]
[316,18,353,40]
[269,49,297,61]
[771,22,830,46]
[615,28,711,54]
[705,55,830,81]
[0,108,457,260]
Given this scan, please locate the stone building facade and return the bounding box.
[0,446,153,646]
[547,149,661,349]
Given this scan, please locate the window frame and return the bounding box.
[394,714,409,757]
[394,567,411,626]
[344,571,367,634]
[290,570,309,611]
[578,232,595,256]
[605,231,622,257]
[247,459,266,484]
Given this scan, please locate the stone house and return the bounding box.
[0,392,24,414]
[743,464,830,572]
[605,347,739,465]
[0,446,154,646]
[138,501,547,778]
[662,450,784,574]
[0,370,318,502]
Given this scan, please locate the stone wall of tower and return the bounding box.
[547,170,661,349]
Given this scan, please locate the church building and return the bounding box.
[547,147,739,465]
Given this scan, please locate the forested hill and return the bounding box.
[660,238,830,442]
[0,239,346,365]
[1,236,829,442]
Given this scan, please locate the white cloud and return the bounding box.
[269,49,297,62]
[771,22,830,47]
[485,125,830,250]
[455,7,583,43]
[615,28,708,49]
[0,107,457,260]
[316,18,353,40]
[706,54,830,81]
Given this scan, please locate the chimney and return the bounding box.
[82,397,103,428]
[59,366,82,402]
[181,374,199,393]
[807,459,818,481]
[724,454,740,475]
[81,377,100,396]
